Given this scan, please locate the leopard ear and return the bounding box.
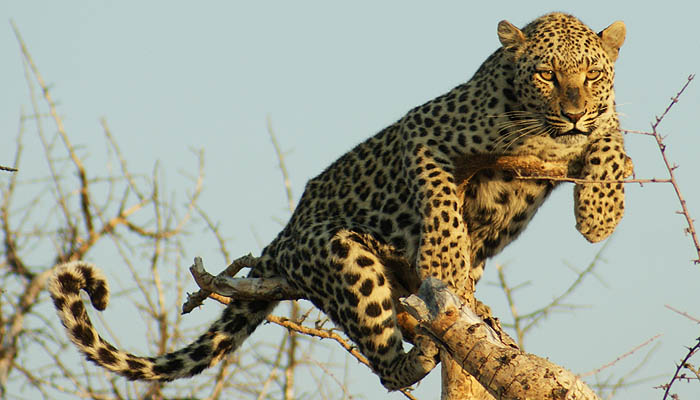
[598,21,626,62]
[497,20,526,56]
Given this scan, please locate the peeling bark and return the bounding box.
[401,278,600,400]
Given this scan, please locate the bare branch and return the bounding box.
[12,20,95,237]
[495,242,610,348]
[267,116,295,211]
[183,254,269,313]
[266,116,301,400]
[2,114,31,280]
[101,117,147,201]
[454,152,640,186]
[267,315,419,400]
[661,337,700,399]
[188,256,301,301]
[665,305,700,324]
[580,334,662,378]
[647,75,700,264]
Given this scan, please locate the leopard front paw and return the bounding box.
[574,138,633,243]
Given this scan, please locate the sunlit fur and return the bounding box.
[49,13,629,391]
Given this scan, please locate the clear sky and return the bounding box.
[2,1,700,399]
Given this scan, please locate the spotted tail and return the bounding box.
[49,261,276,381]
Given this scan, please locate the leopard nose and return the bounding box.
[563,110,585,123]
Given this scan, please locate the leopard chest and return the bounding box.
[461,170,556,267]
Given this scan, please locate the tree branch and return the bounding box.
[648,75,699,264]
[401,278,600,400]
[185,257,602,398]
[185,256,419,399]
[187,256,302,304]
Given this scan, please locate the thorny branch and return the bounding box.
[647,75,700,264]
[581,334,663,378]
[661,338,700,400]
[631,76,700,398]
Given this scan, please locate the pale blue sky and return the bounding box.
[2,1,700,399]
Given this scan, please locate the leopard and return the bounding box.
[49,12,630,391]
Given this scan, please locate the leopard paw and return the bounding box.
[574,138,633,242]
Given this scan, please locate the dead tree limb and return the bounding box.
[401,278,600,400]
[185,256,302,309]
[185,257,600,398]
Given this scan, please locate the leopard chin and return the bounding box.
[552,129,590,145]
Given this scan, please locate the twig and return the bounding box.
[195,205,231,263]
[496,242,610,348]
[266,116,295,211]
[266,117,300,400]
[580,334,662,377]
[621,129,656,136]
[495,264,525,345]
[518,176,669,185]
[12,20,95,237]
[255,333,287,400]
[1,114,30,279]
[662,337,700,399]
[267,315,419,400]
[101,118,146,200]
[0,165,18,172]
[648,75,699,264]
[665,305,700,324]
[15,21,73,236]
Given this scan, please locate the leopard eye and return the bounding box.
[586,69,602,81]
[536,70,554,82]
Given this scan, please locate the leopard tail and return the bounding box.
[49,260,276,381]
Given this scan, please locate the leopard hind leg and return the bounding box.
[286,227,438,390]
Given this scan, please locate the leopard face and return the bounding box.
[496,13,626,153]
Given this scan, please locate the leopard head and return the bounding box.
[496,13,626,148]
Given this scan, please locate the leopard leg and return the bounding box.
[574,133,632,242]
[285,227,438,390]
[401,139,474,294]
